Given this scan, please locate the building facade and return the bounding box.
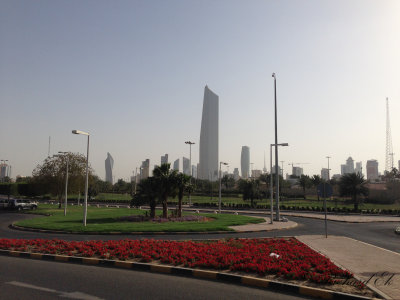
[105,153,114,184]
[355,161,362,175]
[321,168,329,181]
[198,85,219,180]
[233,168,240,181]
[141,159,150,180]
[183,157,190,175]
[191,165,197,178]
[241,146,250,179]
[173,159,179,171]
[161,154,168,165]
[366,160,379,181]
[346,157,355,173]
[292,166,303,177]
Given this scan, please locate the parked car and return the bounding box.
[0,199,10,209]
[8,199,38,211]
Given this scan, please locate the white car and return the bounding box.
[8,199,38,211]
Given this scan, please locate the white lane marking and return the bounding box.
[6,281,104,300]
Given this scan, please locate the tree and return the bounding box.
[32,153,94,208]
[238,179,261,208]
[175,173,190,217]
[131,177,159,217]
[310,175,322,201]
[153,163,178,218]
[298,175,312,199]
[339,173,369,211]
[221,174,235,190]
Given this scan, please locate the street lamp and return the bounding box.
[185,141,195,207]
[270,143,288,223]
[272,72,286,221]
[58,152,70,216]
[219,161,228,213]
[72,129,90,226]
[326,156,331,181]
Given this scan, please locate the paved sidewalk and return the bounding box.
[282,212,400,223]
[297,235,400,300]
[184,207,400,223]
[229,217,297,232]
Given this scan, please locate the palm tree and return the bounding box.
[298,175,311,199]
[175,173,190,217]
[238,179,261,208]
[339,173,368,211]
[153,163,178,218]
[131,177,159,217]
[310,175,322,201]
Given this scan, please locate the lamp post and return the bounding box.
[272,73,281,221]
[326,156,331,181]
[185,141,195,207]
[72,130,90,226]
[269,143,288,223]
[219,161,228,213]
[58,151,70,216]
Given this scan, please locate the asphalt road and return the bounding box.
[1,211,399,253]
[0,256,310,300]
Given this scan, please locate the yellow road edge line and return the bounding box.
[241,276,270,288]
[54,255,69,262]
[192,270,218,279]
[150,265,172,273]
[299,286,333,300]
[82,258,100,265]
[114,261,133,269]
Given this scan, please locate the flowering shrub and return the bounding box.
[0,237,359,286]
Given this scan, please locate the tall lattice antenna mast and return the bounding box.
[385,98,394,173]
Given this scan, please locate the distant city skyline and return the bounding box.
[1,1,399,181]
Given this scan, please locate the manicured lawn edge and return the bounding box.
[13,206,265,233]
[0,249,375,300]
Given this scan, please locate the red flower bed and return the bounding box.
[0,237,359,286]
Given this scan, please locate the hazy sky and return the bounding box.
[1,0,399,181]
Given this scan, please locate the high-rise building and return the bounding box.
[191,165,197,178]
[161,154,168,165]
[0,163,9,179]
[321,168,329,181]
[241,146,250,179]
[141,159,150,180]
[292,167,303,177]
[346,157,354,173]
[355,162,362,175]
[199,85,219,180]
[233,168,240,181]
[341,164,347,175]
[173,159,179,171]
[183,157,190,175]
[366,160,379,181]
[105,153,114,184]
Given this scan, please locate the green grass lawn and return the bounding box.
[62,192,399,211]
[15,204,264,233]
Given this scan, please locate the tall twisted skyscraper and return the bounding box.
[199,85,219,180]
[241,146,250,179]
[105,152,114,184]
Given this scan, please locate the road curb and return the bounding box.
[9,222,297,235]
[0,249,378,300]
